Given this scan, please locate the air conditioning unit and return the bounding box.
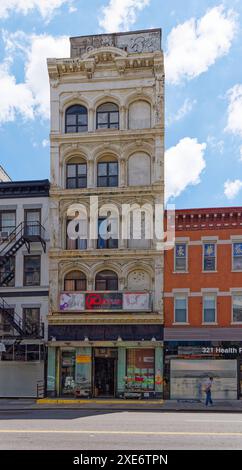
[0,230,11,241]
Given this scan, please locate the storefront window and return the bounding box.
[126,349,155,391]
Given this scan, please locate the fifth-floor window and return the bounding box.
[96,103,119,129]
[233,243,242,271]
[65,105,88,133]
[175,243,187,272]
[203,243,216,271]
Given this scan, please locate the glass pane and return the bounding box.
[67,165,76,177]
[96,280,106,290]
[175,258,186,271]
[76,279,86,290]
[64,279,75,290]
[78,126,87,132]
[66,126,76,133]
[126,349,155,391]
[176,298,186,309]
[98,103,118,112]
[97,113,108,124]
[98,177,107,188]
[204,297,215,309]
[108,176,118,187]
[108,279,118,290]
[204,257,215,271]
[67,178,77,189]
[66,115,76,125]
[26,211,40,223]
[109,163,118,175]
[1,212,16,229]
[77,177,87,188]
[110,123,119,129]
[110,112,119,123]
[78,114,88,125]
[61,351,76,396]
[97,123,108,129]
[78,164,87,175]
[175,309,186,322]
[98,163,107,176]
[204,309,215,322]
[233,256,242,270]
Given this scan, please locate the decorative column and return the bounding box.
[120,158,126,187]
[120,106,127,130]
[88,108,95,132]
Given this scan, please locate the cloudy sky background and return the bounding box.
[0,0,242,208]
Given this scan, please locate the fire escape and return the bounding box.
[0,222,46,340]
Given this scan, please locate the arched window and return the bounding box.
[97,156,118,187]
[95,270,118,291]
[65,105,88,133]
[64,271,86,291]
[66,157,87,189]
[96,103,119,130]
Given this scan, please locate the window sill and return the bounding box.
[202,271,217,273]
[172,271,189,274]
[231,322,242,325]
[231,270,242,273]
[172,322,190,325]
[202,322,218,325]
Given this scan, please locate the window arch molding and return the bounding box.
[95,153,119,188]
[95,269,119,291]
[64,104,88,134]
[65,154,88,189]
[63,269,87,291]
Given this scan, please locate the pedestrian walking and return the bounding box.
[204,376,213,406]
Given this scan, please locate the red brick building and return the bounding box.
[164,207,242,400]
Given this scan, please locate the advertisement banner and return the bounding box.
[123,292,150,311]
[85,293,123,310]
[60,292,85,311]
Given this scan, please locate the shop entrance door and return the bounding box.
[60,351,76,396]
[94,348,117,397]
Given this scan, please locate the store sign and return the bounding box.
[60,292,85,311]
[60,292,150,312]
[76,355,91,364]
[178,346,242,356]
[123,293,150,311]
[85,293,122,310]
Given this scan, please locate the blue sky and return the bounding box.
[0,0,242,209]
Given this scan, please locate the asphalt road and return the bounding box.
[0,409,242,450]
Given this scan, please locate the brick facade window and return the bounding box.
[203,295,216,323]
[203,243,216,271]
[174,296,187,323]
[233,243,242,271]
[175,243,187,272]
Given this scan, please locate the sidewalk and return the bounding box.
[0,398,242,412]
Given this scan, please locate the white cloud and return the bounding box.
[99,0,150,33]
[0,62,34,123]
[0,32,69,123]
[207,135,224,154]
[0,0,71,20]
[225,84,242,137]
[166,98,196,126]
[42,139,49,147]
[165,137,207,201]
[25,34,69,119]
[224,179,242,199]
[165,5,237,85]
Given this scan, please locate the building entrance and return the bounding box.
[94,348,117,397]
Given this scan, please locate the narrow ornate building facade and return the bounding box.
[47,29,164,398]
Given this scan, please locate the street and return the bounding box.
[0,410,242,450]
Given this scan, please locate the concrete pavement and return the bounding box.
[1,398,242,412]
